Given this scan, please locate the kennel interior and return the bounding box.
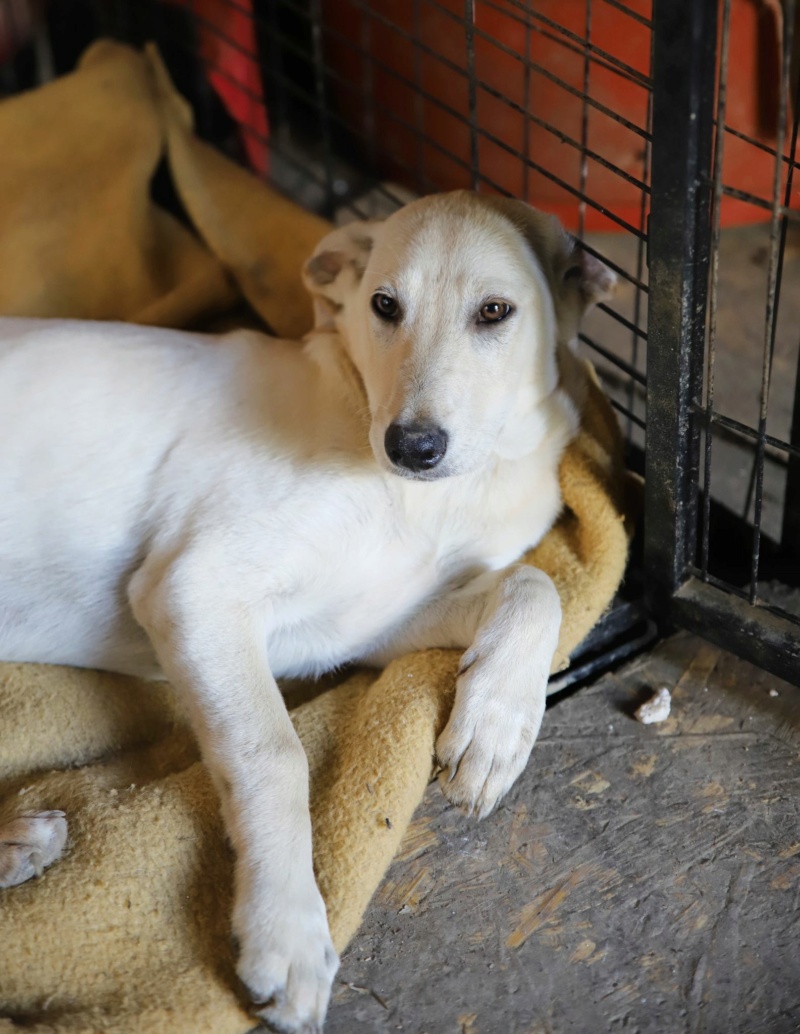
[2,0,798,687]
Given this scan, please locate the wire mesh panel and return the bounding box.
[699,0,800,593]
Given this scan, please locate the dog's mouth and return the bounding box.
[384,462,455,482]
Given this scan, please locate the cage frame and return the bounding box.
[645,0,800,687]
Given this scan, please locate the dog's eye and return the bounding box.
[371,293,400,321]
[564,265,583,282]
[477,301,512,324]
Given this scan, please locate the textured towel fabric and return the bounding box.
[0,43,638,1034]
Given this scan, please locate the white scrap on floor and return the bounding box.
[635,686,672,725]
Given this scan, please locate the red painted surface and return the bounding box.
[323,0,793,230]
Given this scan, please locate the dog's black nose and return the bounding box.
[385,422,448,472]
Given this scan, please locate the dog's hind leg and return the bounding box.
[0,811,68,888]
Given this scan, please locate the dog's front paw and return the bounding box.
[0,810,68,888]
[234,887,339,1034]
[435,647,548,819]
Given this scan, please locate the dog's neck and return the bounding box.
[556,336,589,421]
[303,329,371,419]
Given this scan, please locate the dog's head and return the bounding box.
[303,191,615,480]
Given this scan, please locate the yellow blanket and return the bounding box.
[0,43,637,1034]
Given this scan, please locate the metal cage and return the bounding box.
[647,0,800,686]
[1,0,798,686]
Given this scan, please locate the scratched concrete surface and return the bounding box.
[324,631,800,1034]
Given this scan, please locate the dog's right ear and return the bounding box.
[302,221,382,330]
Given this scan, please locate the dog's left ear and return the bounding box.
[478,196,616,316]
[559,236,617,313]
[302,221,382,330]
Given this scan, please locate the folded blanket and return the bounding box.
[0,43,638,1034]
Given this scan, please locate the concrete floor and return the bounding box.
[325,632,800,1034]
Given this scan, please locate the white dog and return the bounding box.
[0,191,614,1033]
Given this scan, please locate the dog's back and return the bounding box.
[0,318,244,672]
[0,317,442,677]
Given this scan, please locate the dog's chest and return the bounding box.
[265,462,560,677]
[264,489,443,675]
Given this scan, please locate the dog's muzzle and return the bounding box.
[384,422,448,472]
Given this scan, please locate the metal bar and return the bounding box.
[412,0,425,194]
[464,0,479,190]
[521,54,650,142]
[166,3,652,252]
[0,0,21,94]
[309,0,335,213]
[360,3,378,183]
[578,334,647,386]
[700,0,732,580]
[577,0,592,240]
[510,154,647,238]
[704,409,800,462]
[219,0,656,86]
[686,569,798,613]
[722,122,800,171]
[242,34,642,231]
[626,86,652,442]
[671,578,800,688]
[263,0,289,129]
[749,0,795,602]
[782,15,800,556]
[547,617,659,697]
[644,0,718,611]
[609,397,646,430]
[522,8,531,203]
[597,302,649,342]
[707,181,800,218]
[600,0,653,29]
[785,356,800,554]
